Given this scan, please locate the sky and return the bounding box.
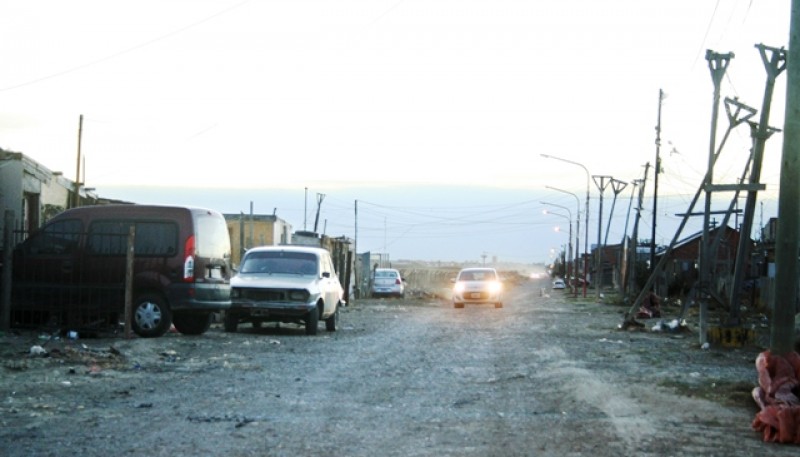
[0,0,793,264]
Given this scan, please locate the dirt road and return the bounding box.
[0,277,794,456]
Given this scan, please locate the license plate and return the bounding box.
[470,292,481,299]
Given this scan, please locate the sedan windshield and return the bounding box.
[240,251,317,276]
[459,270,496,281]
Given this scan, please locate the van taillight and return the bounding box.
[183,235,195,282]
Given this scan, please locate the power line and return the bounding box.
[1,0,252,92]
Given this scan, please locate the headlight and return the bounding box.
[288,290,310,302]
[488,281,502,293]
[453,282,465,293]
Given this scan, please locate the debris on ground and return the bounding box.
[635,291,662,319]
[651,319,689,333]
[751,350,800,444]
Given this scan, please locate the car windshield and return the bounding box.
[240,251,318,276]
[375,270,397,278]
[459,270,496,281]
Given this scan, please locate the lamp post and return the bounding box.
[541,154,590,298]
[542,202,575,295]
[545,185,582,297]
[543,210,572,286]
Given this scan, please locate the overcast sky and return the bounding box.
[0,0,792,263]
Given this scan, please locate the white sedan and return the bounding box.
[452,267,503,309]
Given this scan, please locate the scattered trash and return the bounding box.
[29,345,48,357]
[635,291,662,319]
[160,350,179,362]
[619,319,645,330]
[701,342,710,350]
[752,350,800,443]
[651,319,688,333]
[67,331,79,340]
[187,414,264,428]
[598,338,624,344]
[269,339,281,345]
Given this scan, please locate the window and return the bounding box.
[88,220,178,256]
[194,212,230,259]
[241,251,318,275]
[24,219,82,256]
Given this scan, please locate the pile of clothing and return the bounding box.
[752,350,800,443]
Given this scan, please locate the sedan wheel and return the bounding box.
[223,312,238,333]
[305,307,319,335]
[325,304,339,332]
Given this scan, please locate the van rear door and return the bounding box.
[190,209,231,300]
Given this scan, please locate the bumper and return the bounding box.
[168,283,232,311]
[452,292,501,304]
[229,300,316,318]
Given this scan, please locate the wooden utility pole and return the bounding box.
[593,175,612,299]
[73,114,83,208]
[699,50,734,345]
[1,210,13,331]
[651,89,664,273]
[728,45,786,325]
[771,0,800,355]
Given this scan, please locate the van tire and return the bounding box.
[172,312,212,335]
[132,293,172,338]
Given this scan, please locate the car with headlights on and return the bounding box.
[452,267,503,309]
[225,246,344,335]
[552,278,566,289]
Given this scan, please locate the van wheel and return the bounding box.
[305,307,319,335]
[325,304,339,332]
[172,312,212,335]
[224,312,239,333]
[132,294,172,338]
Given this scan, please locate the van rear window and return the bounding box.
[194,212,231,259]
[88,221,178,256]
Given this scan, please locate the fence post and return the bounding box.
[124,225,135,338]
[1,210,14,331]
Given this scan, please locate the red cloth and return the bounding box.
[752,351,800,443]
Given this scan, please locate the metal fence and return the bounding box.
[5,228,143,336]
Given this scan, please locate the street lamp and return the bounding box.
[541,154,591,298]
[542,202,575,295]
[545,186,582,297]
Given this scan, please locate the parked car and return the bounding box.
[452,267,503,308]
[552,278,566,289]
[11,204,232,337]
[370,268,405,298]
[225,246,344,335]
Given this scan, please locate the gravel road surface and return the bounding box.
[1,277,794,456]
